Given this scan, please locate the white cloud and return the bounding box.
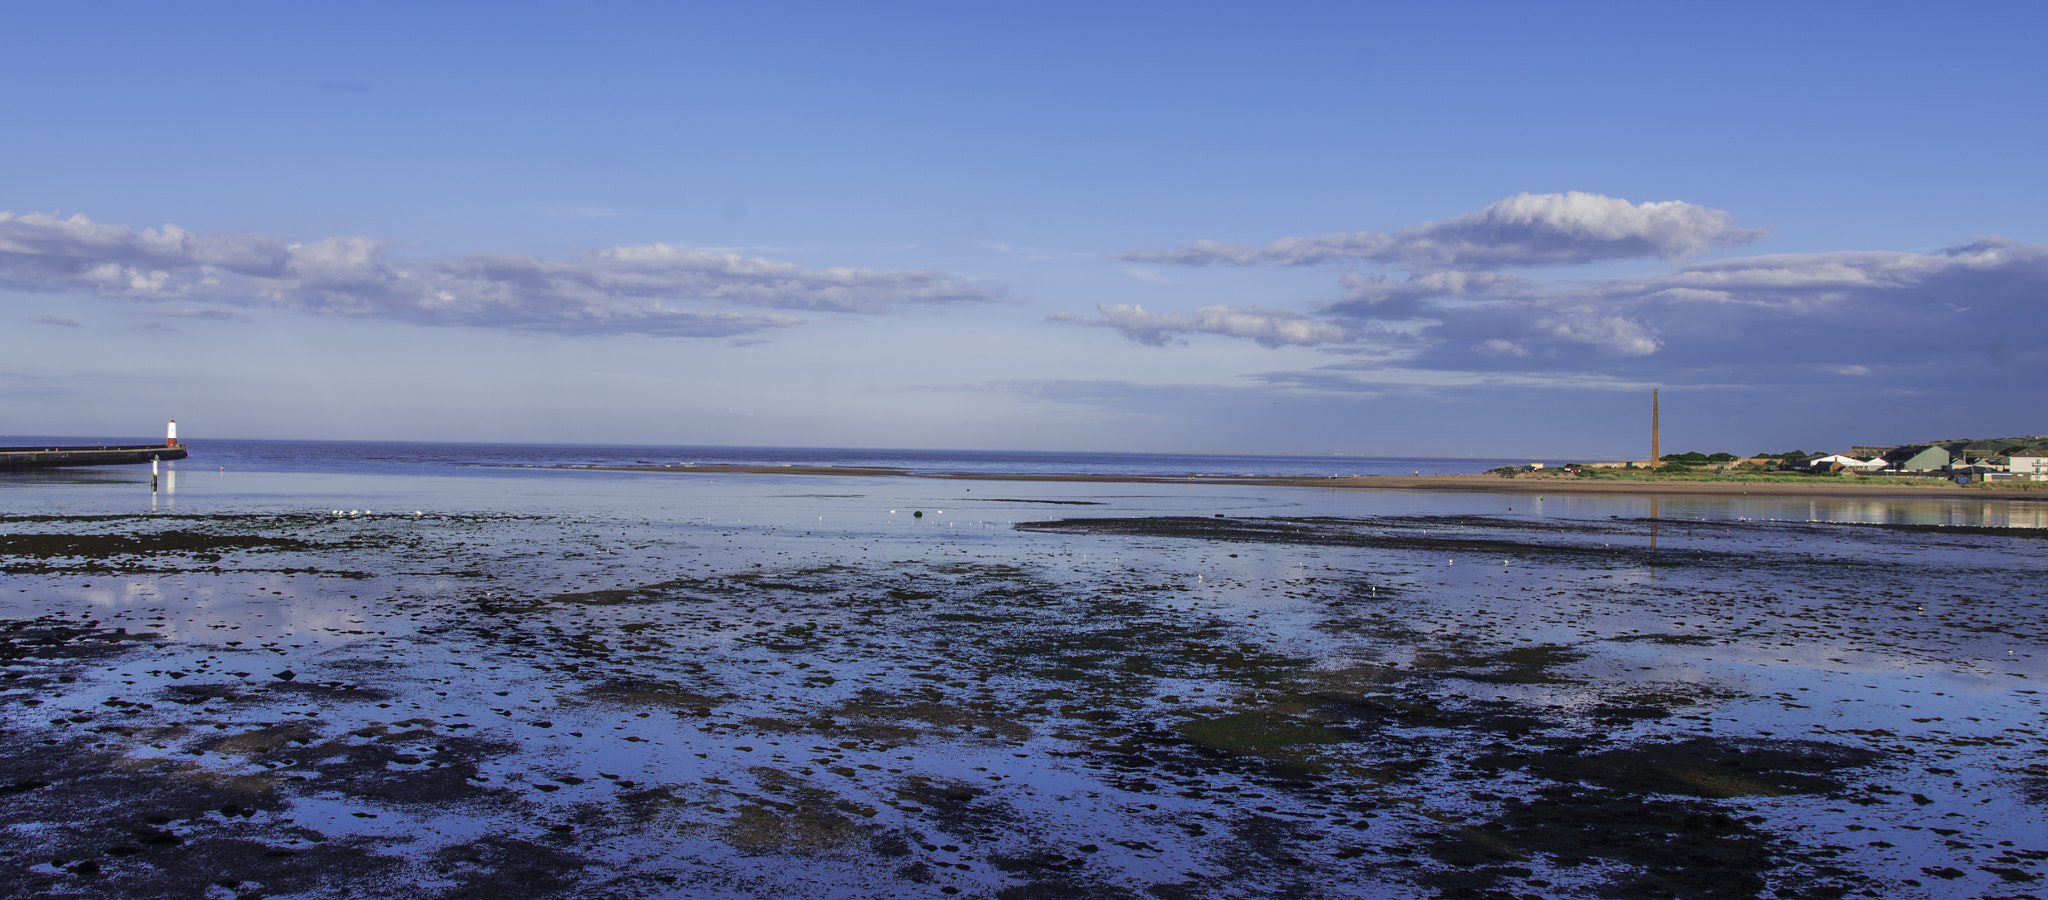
[1532,313,1660,357]
[1066,303,1347,348]
[1090,192,2048,384]
[1338,237,2048,378]
[0,211,1000,338]
[1332,270,1529,317]
[1115,191,1763,271]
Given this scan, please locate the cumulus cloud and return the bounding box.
[1109,183,2048,376]
[1069,192,1775,352]
[1086,192,2048,390]
[1530,313,1661,357]
[0,211,998,338]
[1338,237,2048,378]
[1116,192,1762,271]
[1330,270,1530,318]
[1476,339,1529,358]
[1060,303,1347,348]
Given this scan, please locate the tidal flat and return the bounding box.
[1,475,2044,899]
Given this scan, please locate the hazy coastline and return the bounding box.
[571,463,2048,500]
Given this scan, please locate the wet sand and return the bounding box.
[2,491,2044,898]
[578,464,2048,500]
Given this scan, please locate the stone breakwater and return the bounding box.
[0,444,187,470]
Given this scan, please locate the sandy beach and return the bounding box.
[577,464,2048,500]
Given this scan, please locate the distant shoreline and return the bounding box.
[566,464,2048,500]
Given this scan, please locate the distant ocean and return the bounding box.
[8,436,2044,531]
[0,437,1561,479]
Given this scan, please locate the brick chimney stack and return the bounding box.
[1650,391,1660,464]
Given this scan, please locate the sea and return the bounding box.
[5,436,1554,477]
[2,437,2044,897]
[0,435,2041,529]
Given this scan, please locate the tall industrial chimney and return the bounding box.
[1650,390,1659,465]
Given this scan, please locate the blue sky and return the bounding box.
[5,2,2044,457]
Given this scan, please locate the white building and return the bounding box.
[1803,454,1886,471]
[2009,450,2048,481]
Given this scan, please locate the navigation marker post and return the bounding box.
[157,419,175,492]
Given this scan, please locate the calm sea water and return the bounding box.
[2,437,2042,530]
[2,436,1556,477]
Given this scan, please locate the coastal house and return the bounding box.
[1881,445,1951,473]
[1801,454,1885,472]
[2009,450,2048,481]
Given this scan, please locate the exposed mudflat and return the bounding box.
[1,496,2043,899]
